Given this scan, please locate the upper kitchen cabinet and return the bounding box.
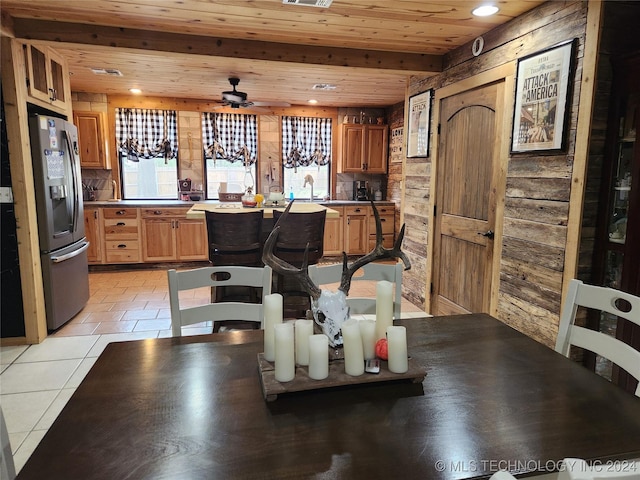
[338,124,388,174]
[74,111,111,169]
[23,43,70,111]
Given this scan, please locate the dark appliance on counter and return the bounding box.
[29,113,90,331]
[353,180,369,201]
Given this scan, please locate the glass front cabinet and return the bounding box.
[592,53,640,394]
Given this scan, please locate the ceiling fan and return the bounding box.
[219,77,290,109]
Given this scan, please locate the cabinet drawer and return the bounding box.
[140,207,189,218]
[369,214,394,235]
[103,208,138,219]
[368,234,394,250]
[345,205,369,216]
[105,240,140,263]
[375,205,395,215]
[105,240,138,251]
[104,218,139,239]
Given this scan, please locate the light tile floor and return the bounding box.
[1,266,425,474]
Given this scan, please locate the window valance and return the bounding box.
[282,116,332,170]
[202,113,257,165]
[115,108,178,162]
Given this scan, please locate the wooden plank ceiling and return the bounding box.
[1,0,545,107]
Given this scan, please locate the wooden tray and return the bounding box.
[257,353,427,401]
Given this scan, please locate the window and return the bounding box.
[202,113,257,199]
[281,116,332,200]
[115,108,178,199]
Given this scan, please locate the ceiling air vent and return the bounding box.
[283,0,333,7]
[90,68,123,77]
[312,84,337,91]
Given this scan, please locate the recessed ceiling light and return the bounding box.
[129,88,142,94]
[472,5,499,16]
[308,99,318,104]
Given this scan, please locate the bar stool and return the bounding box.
[272,209,326,318]
[205,210,263,331]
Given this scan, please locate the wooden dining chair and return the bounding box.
[167,265,272,336]
[308,262,403,319]
[555,279,640,397]
[272,209,326,318]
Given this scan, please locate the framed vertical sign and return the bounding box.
[511,39,576,153]
[407,90,431,157]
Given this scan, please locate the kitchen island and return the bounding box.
[185,201,340,219]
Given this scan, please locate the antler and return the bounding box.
[339,201,411,295]
[262,201,322,300]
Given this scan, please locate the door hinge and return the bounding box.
[437,124,441,135]
[433,204,437,217]
[430,283,434,294]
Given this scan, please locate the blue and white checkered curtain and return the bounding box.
[202,113,257,165]
[115,108,178,162]
[282,116,332,169]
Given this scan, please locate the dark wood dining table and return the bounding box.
[17,314,640,480]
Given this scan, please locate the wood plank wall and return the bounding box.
[404,1,592,346]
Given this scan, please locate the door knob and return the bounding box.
[478,230,495,239]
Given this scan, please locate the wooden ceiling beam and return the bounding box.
[13,18,442,75]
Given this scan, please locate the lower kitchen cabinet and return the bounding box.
[84,207,103,264]
[368,204,395,250]
[344,205,369,255]
[323,206,344,256]
[141,208,207,262]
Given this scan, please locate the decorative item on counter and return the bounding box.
[375,281,394,341]
[241,187,257,207]
[294,319,314,366]
[254,193,264,207]
[386,326,408,373]
[359,319,376,361]
[308,334,329,380]
[263,293,283,362]
[341,319,365,376]
[377,117,385,125]
[374,185,383,201]
[274,323,295,382]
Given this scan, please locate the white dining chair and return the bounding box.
[555,279,640,397]
[167,265,272,336]
[308,261,403,319]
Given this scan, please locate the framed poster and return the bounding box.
[407,90,431,157]
[511,39,576,153]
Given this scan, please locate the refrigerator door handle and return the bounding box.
[62,129,80,234]
[51,242,89,263]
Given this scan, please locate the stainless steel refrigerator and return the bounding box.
[29,114,89,331]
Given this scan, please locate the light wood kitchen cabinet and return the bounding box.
[84,207,103,264]
[103,208,141,263]
[368,205,395,250]
[74,111,111,169]
[338,124,388,174]
[344,205,369,255]
[24,43,69,109]
[323,206,344,256]
[141,207,207,262]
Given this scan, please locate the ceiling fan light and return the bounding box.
[472,5,499,16]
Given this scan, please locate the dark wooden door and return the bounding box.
[431,82,503,315]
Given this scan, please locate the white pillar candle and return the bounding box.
[263,293,283,362]
[295,319,314,366]
[341,319,364,376]
[359,319,376,360]
[274,323,295,382]
[387,325,408,373]
[375,280,394,341]
[308,334,329,380]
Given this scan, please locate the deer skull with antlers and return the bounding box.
[263,200,411,347]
